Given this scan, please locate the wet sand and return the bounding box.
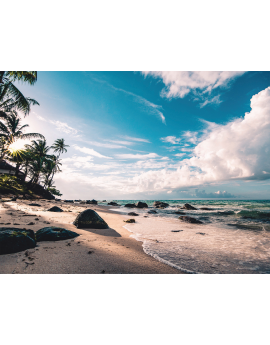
[0,200,182,274]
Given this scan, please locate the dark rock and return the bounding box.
[11,197,17,201]
[29,203,41,207]
[175,211,186,215]
[179,216,203,224]
[64,200,74,203]
[182,203,197,210]
[153,201,169,208]
[0,227,36,255]
[171,230,183,232]
[124,219,135,223]
[73,209,109,229]
[47,206,63,212]
[102,200,106,202]
[86,199,98,205]
[27,222,35,225]
[107,202,119,206]
[148,210,157,214]
[36,227,80,242]
[124,203,136,208]
[128,212,139,216]
[200,207,212,210]
[196,232,206,235]
[136,201,148,208]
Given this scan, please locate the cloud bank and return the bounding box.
[195,189,235,198]
[124,86,270,193]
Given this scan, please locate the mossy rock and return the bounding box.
[0,227,36,255]
[73,209,108,229]
[47,206,63,212]
[36,227,79,242]
[124,219,135,223]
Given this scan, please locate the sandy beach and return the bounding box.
[0,199,182,274]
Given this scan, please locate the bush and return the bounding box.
[47,187,62,196]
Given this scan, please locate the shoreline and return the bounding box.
[0,200,183,274]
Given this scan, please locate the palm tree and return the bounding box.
[0,71,39,116]
[0,111,44,161]
[25,139,52,184]
[51,138,69,158]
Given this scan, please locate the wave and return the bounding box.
[236,210,270,220]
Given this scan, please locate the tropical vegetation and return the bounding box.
[0,71,68,197]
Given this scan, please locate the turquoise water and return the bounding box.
[101,200,270,273]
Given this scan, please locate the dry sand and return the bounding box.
[0,200,182,274]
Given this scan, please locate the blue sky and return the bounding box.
[17,71,270,199]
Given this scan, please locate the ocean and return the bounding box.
[100,200,270,274]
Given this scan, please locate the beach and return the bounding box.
[0,200,182,274]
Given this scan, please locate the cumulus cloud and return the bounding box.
[142,71,245,107]
[121,87,270,193]
[195,189,235,198]
[73,145,110,158]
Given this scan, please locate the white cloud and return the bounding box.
[121,87,270,193]
[121,136,151,143]
[73,145,110,158]
[142,71,245,107]
[161,136,181,144]
[115,153,159,160]
[195,189,235,198]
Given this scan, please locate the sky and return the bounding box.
[16,71,270,200]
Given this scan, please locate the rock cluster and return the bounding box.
[107,202,120,206]
[153,201,169,209]
[178,216,203,224]
[182,203,197,210]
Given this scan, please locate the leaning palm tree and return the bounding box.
[0,111,44,161]
[51,138,69,158]
[0,71,39,116]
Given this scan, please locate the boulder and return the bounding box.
[128,212,139,216]
[86,199,98,205]
[73,209,109,229]
[178,216,203,224]
[182,203,197,210]
[0,227,36,255]
[175,211,186,215]
[153,201,169,208]
[36,227,79,242]
[29,203,41,207]
[124,219,135,223]
[136,201,148,208]
[124,203,136,208]
[47,206,63,212]
[107,202,119,206]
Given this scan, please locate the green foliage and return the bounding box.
[47,187,62,196]
[0,174,30,195]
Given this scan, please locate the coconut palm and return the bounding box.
[0,111,44,161]
[0,71,39,116]
[25,139,53,184]
[51,138,69,158]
